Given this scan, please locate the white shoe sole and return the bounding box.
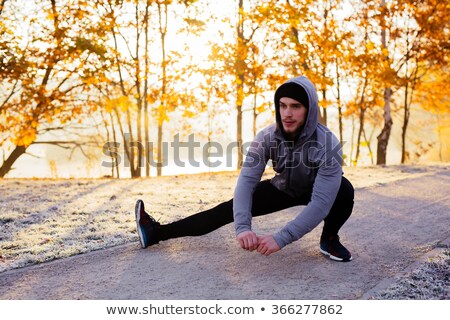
[135,200,146,248]
[320,248,352,262]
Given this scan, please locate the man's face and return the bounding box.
[279,97,308,139]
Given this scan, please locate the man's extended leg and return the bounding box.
[136,180,303,247]
[158,180,304,240]
[319,176,354,262]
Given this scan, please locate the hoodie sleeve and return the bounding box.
[233,130,269,235]
[272,143,342,248]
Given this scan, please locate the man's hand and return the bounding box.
[256,235,280,256]
[236,230,258,251]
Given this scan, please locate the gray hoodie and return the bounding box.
[233,76,343,248]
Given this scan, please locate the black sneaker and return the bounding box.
[135,199,160,248]
[320,235,352,262]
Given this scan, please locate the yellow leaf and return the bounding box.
[366,41,375,51]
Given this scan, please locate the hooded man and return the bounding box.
[135,76,354,262]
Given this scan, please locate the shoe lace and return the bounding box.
[140,210,158,224]
[149,213,161,224]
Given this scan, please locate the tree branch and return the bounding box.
[32,140,100,148]
[0,0,7,16]
[0,79,20,112]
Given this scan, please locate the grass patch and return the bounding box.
[374,250,450,299]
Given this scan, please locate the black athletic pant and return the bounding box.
[158,176,354,242]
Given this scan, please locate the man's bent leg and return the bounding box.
[251,180,306,217]
[321,176,354,239]
[319,176,354,262]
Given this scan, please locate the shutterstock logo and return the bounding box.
[101,132,345,169]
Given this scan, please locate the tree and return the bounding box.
[269,0,349,127]
[371,0,450,164]
[0,0,110,177]
[344,1,387,165]
[152,0,198,176]
[396,0,450,163]
[376,0,395,165]
[96,0,203,178]
[206,0,278,169]
[96,0,152,178]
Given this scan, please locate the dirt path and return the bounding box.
[1,171,449,299]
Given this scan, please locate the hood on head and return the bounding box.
[274,76,319,142]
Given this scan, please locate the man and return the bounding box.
[135,76,354,262]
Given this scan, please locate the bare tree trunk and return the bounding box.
[144,99,150,177]
[401,49,420,164]
[109,112,120,178]
[401,74,419,164]
[236,103,243,168]
[318,1,330,126]
[0,0,7,16]
[126,108,137,177]
[320,89,328,126]
[114,107,132,177]
[354,66,369,166]
[206,92,212,173]
[350,114,355,166]
[157,2,168,176]
[100,109,114,177]
[436,113,443,162]
[157,122,163,176]
[376,0,393,165]
[253,91,257,137]
[362,126,374,164]
[235,0,245,169]
[144,0,150,177]
[376,87,393,165]
[134,1,142,177]
[355,107,365,166]
[336,63,344,146]
[401,82,409,164]
[0,145,27,177]
[110,5,134,178]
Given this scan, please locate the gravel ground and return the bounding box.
[1,164,445,274]
[0,164,449,299]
